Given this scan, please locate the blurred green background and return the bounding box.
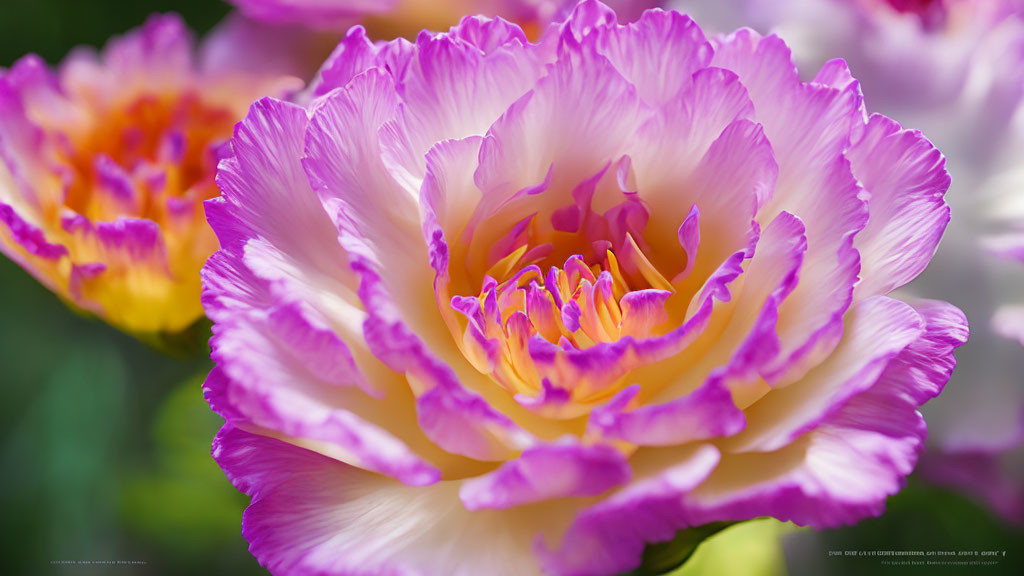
[0,2,1021,575]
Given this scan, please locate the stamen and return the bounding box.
[452,251,674,407]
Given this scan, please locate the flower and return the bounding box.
[0,14,301,335]
[674,0,1024,525]
[226,0,660,37]
[672,0,1024,132]
[204,2,967,574]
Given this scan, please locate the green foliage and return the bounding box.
[625,519,791,576]
[118,376,252,562]
[673,519,790,576]
[0,0,229,66]
[625,522,736,575]
[3,344,127,573]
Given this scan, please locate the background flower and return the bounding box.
[0,14,301,335]
[223,0,661,37]
[673,0,1024,527]
[204,2,966,574]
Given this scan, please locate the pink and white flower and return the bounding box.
[204,2,967,573]
[0,14,301,335]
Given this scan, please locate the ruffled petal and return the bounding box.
[591,9,713,105]
[355,260,537,460]
[406,18,542,155]
[62,215,195,331]
[205,96,470,483]
[215,426,570,576]
[420,136,485,274]
[379,22,544,192]
[726,296,924,453]
[849,114,951,299]
[304,67,453,355]
[606,211,802,449]
[206,97,358,335]
[460,439,631,510]
[631,68,764,283]
[671,117,775,282]
[671,298,966,530]
[208,304,443,486]
[538,444,722,575]
[0,202,67,293]
[309,27,417,98]
[589,379,743,446]
[304,69,421,252]
[475,33,639,201]
[714,30,868,385]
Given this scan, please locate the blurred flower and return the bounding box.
[673,0,1024,525]
[0,14,301,335]
[917,449,1024,524]
[225,0,661,37]
[201,13,342,81]
[204,2,965,574]
[673,0,1024,117]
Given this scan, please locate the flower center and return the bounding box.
[437,159,706,419]
[452,248,675,418]
[58,91,235,224]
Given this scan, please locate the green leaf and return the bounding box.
[670,519,791,576]
[622,519,792,576]
[623,522,736,576]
